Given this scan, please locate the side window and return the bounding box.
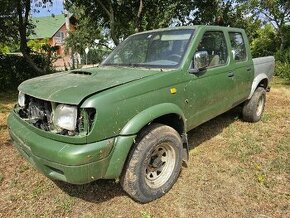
[229,32,247,62]
[196,31,228,68]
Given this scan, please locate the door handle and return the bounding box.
[228,72,234,77]
[246,68,251,72]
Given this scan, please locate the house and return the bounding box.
[30,14,76,68]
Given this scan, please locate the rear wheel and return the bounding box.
[121,124,183,203]
[242,87,266,122]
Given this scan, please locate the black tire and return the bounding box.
[242,87,266,122]
[121,123,183,203]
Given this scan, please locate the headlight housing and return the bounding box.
[18,91,25,107]
[53,104,78,131]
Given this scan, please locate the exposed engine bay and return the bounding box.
[17,95,95,136]
[19,96,52,131]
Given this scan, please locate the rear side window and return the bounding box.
[196,31,228,68]
[229,32,247,62]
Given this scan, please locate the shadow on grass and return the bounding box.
[55,107,242,203]
[54,179,126,203]
[0,124,8,130]
[187,106,241,149]
[0,91,17,102]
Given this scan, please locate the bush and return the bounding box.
[251,24,279,58]
[275,61,290,80]
[275,49,290,63]
[275,49,290,80]
[0,54,52,90]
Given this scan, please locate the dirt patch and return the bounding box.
[0,79,289,217]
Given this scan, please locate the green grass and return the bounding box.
[140,211,152,218]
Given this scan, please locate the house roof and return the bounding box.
[30,14,68,39]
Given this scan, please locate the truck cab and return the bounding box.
[8,26,274,203]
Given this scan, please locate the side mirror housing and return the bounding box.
[189,51,209,74]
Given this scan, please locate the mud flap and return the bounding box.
[181,133,189,167]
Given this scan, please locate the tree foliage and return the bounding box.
[0,0,55,72]
[0,0,19,54]
[66,0,262,47]
[64,6,108,53]
[239,0,290,50]
[66,0,192,46]
[0,0,289,80]
[251,24,279,57]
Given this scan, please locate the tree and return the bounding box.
[64,5,112,65]
[251,24,279,57]
[0,0,55,73]
[65,6,108,52]
[66,0,189,46]
[0,1,19,50]
[239,0,290,50]
[66,0,261,47]
[16,0,53,73]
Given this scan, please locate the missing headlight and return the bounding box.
[78,108,96,134]
[16,95,96,136]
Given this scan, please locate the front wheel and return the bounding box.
[242,87,266,122]
[121,124,183,203]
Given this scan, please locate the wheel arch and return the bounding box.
[104,103,188,179]
[120,103,187,136]
[248,74,269,99]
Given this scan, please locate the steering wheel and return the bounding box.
[167,54,182,62]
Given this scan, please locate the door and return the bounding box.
[228,31,254,106]
[184,30,235,129]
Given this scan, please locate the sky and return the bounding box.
[31,0,64,17]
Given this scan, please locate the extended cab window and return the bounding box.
[229,32,247,62]
[196,31,228,68]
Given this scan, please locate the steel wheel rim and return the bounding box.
[256,95,265,117]
[145,142,176,189]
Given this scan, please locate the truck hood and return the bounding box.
[19,66,160,105]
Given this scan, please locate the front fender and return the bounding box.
[103,103,186,178]
[120,103,186,136]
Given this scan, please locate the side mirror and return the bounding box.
[189,51,209,73]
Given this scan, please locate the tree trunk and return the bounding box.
[109,4,119,46]
[279,31,285,51]
[17,0,44,74]
[135,0,143,32]
[96,0,119,46]
[110,14,119,46]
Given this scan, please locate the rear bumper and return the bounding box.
[7,112,134,184]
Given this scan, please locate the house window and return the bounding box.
[54,31,65,44]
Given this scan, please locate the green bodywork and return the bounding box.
[7,26,254,184]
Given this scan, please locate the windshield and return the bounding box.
[102,29,195,68]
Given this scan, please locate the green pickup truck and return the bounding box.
[8,26,274,203]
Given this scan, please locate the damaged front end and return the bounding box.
[16,92,95,136]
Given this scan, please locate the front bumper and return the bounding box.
[7,112,119,184]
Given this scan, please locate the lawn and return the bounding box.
[0,78,289,217]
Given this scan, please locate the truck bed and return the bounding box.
[253,56,275,81]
